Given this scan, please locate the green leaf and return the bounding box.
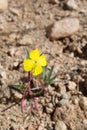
[48,66,54,80]
[16,85,25,90]
[41,65,58,86]
[9,85,25,93]
[42,66,47,81]
[26,49,30,59]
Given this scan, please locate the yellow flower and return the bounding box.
[23,49,47,76]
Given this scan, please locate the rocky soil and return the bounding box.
[0,0,87,130]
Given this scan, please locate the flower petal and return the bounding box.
[23,59,34,72]
[38,55,47,66]
[30,49,40,60]
[32,65,43,76]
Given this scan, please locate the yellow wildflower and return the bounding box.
[23,49,47,76]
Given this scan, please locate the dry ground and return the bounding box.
[0,0,87,130]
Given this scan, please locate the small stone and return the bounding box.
[55,120,67,130]
[0,70,7,79]
[61,93,69,99]
[72,98,79,105]
[58,99,69,106]
[9,33,18,43]
[79,96,87,111]
[65,0,78,10]
[48,18,80,40]
[58,93,69,106]
[0,0,8,11]
[8,47,25,59]
[13,91,22,99]
[67,81,76,91]
[13,61,19,69]
[8,48,17,57]
[68,43,82,54]
[83,119,87,125]
[57,82,66,94]
[46,107,53,114]
[20,35,32,45]
[38,123,45,130]
[9,8,20,16]
[47,103,53,108]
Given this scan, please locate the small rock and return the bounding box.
[47,103,53,108]
[13,91,22,99]
[8,47,25,58]
[57,82,66,94]
[83,119,87,125]
[9,8,20,16]
[58,94,69,106]
[38,123,45,130]
[79,96,87,111]
[0,70,7,79]
[67,81,76,91]
[65,0,78,10]
[55,120,67,130]
[9,33,18,43]
[0,0,8,11]
[49,0,58,4]
[72,98,79,105]
[13,61,19,69]
[58,99,69,106]
[48,18,80,40]
[20,35,32,45]
[53,104,75,122]
[8,48,17,57]
[61,93,69,99]
[68,43,82,54]
[45,107,53,114]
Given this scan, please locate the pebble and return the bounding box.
[79,96,87,111]
[13,91,22,99]
[65,0,78,10]
[72,98,79,105]
[0,0,8,11]
[55,120,67,130]
[48,18,80,40]
[0,70,7,79]
[38,123,45,130]
[83,119,87,125]
[61,93,69,99]
[8,47,25,58]
[9,8,20,16]
[67,81,76,91]
[58,94,69,106]
[45,107,53,114]
[57,82,66,94]
[13,61,19,68]
[47,102,53,108]
[58,99,69,106]
[20,35,32,45]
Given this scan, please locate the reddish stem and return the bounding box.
[38,76,48,92]
[28,72,38,111]
[28,72,32,95]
